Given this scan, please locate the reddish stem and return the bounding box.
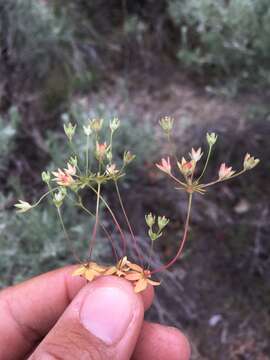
[150,193,193,275]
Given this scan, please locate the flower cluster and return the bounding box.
[73,257,160,293]
[156,132,259,195]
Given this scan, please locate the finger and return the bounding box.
[30,276,145,360]
[0,265,86,360]
[0,267,154,360]
[132,321,191,360]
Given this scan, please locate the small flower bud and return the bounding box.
[123,151,136,165]
[83,125,92,136]
[53,190,65,208]
[106,151,113,162]
[63,122,76,142]
[96,142,107,160]
[206,132,218,146]
[14,200,33,213]
[177,157,195,177]
[69,156,78,167]
[148,228,162,241]
[243,153,260,170]
[159,116,174,134]
[90,118,103,132]
[41,171,51,184]
[157,216,170,231]
[145,213,156,228]
[110,117,120,132]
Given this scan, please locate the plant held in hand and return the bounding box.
[15,116,259,292]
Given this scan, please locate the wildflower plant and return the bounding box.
[15,116,259,293]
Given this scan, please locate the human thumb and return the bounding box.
[30,276,145,360]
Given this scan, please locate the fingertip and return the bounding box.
[164,326,191,360]
[133,321,191,360]
[140,284,154,311]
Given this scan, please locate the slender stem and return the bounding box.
[78,199,119,262]
[86,135,89,175]
[57,207,82,264]
[168,133,178,164]
[147,240,154,270]
[88,182,101,259]
[68,140,82,175]
[109,130,113,165]
[32,187,59,208]
[87,184,127,256]
[197,145,212,182]
[151,193,193,275]
[167,173,187,187]
[201,169,246,189]
[114,180,144,263]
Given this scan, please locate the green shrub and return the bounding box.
[168,0,270,88]
[0,0,83,112]
[0,106,20,172]
[0,192,99,287]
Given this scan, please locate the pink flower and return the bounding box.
[64,163,76,176]
[96,142,107,160]
[189,147,203,162]
[156,157,171,174]
[106,164,118,175]
[218,163,235,180]
[52,168,74,186]
[177,157,195,176]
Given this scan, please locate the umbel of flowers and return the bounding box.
[15,116,259,292]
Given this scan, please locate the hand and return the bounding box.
[0,266,190,359]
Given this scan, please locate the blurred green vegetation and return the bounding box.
[169,0,270,89]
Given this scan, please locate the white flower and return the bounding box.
[243,153,260,170]
[14,200,33,213]
[106,164,119,175]
[110,117,120,132]
[189,148,203,162]
[83,125,92,136]
[206,132,218,146]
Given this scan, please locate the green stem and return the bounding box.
[32,187,59,208]
[88,182,101,259]
[57,207,82,264]
[109,130,113,165]
[147,240,154,270]
[114,180,143,263]
[87,184,127,256]
[86,135,89,175]
[201,169,246,189]
[197,145,212,182]
[167,173,187,187]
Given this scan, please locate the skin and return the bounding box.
[0,266,190,360]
